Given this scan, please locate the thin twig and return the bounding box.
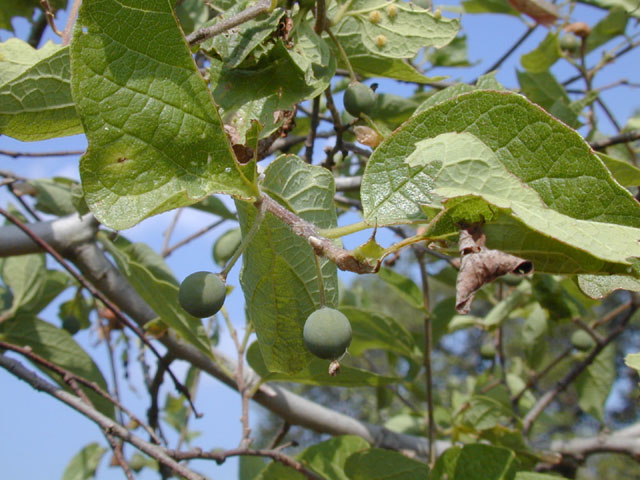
[522,298,638,434]
[39,0,62,36]
[482,25,537,77]
[171,447,323,480]
[589,130,640,150]
[163,218,226,258]
[269,422,291,449]
[0,149,85,158]
[186,0,271,45]
[304,96,321,163]
[511,346,572,406]
[161,209,183,257]
[415,250,435,467]
[0,354,205,480]
[0,341,162,444]
[0,207,199,416]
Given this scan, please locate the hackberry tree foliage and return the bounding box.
[1,0,640,478]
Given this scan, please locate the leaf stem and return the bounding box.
[313,253,327,307]
[325,28,358,82]
[317,220,370,238]
[220,197,267,280]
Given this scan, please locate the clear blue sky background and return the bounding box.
[1,1,639,479]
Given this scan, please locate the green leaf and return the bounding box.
[101,236,213,357]
[578,274,640,298]
[239,455,267,480]
[61,442,107,480]
[587,6,629,52]
[482,283,531,329]
[597,152,640,186]
[341,0,459,59]
[210,20,335,142]
[517,70,579,128]
[341,306,421,360]
[463,0,521,15]
[458,396,513,431]
[30,177,79,216]
[1,253,46,316]
[577,0,640,18]
[239,155,338,374]
[625,352,640,374]
[189,195,237,219]
[361,91,640,277]
[432,447,462,480]
[428,35,472,67]
[575,344,616,421]
[0,40,82,141]
[453,444,517,480]
[520,32,560,73]
[70,0,257,230]
[515,473,570,480]
[370,93,420,131]
[202,2,284,68]
[345,447,430,479]
[377,267,424,310]
[0,315,114,419]
[247,342,400,387]
[259,436,370,480]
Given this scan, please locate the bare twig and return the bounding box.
[0,354,204,480]
[163,218,226,258]
[304,96,321,163]
[589,130,640,150]
[0,207,199,416]
[522,298,638,434]
[415,251,435,466]
[39,0,62,36]
[161,209,183,257]
[186,0,271,46]
[0,149,85,158]
[269,422,291,449]
[482,25,537,77]
[172,447,323,480]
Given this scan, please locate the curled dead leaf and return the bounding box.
[455,226,533,313]
[508,0,559,25]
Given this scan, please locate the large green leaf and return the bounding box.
[1,253,46,316]
[61,443,107,480]
[239,155,338,374]
[259,436,370,480]
[246,342,400,387]
[520,32,559,73]
[344,448,430,479]
[360,91,640,278]
[586,6,629,52]
[0,39,82,141]
[70,0,257,230]
[338,0,459,59]
[0,316,114,418]
[101,236,212,357]
[376,267,424,310]
[575,344,616,421]
[597,152,640,187]
[202,1,284,68]
[453,444,517,480]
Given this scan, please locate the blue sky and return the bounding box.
[1,1,639,479]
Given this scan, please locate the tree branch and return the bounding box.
[186,0,272,46]
[0,354,205,480]
[0,214,449,457]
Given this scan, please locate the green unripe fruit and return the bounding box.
[303,307,352,360]
[571,330,595,351]
[480,342,496,359]
[212,228,242,267]
[343,82,376,118]
[178,271,226,318]
[559,33,581,54]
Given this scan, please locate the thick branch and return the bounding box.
[0,214,448,457]
[590,129,640,150]
[552,422,640,458]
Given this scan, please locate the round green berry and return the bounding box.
[178,271,226,318]
[571,330,595,351]
[303,307,352,360]
[343,82,376,118]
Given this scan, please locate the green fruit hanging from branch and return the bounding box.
[178,271,226,318]
[303,307,352,360]
[343,82,376,118]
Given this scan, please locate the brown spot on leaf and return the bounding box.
[455,225,533,314]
